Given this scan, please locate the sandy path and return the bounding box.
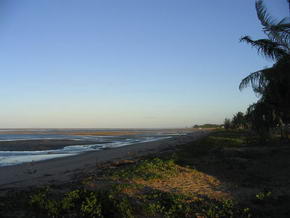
[0,130,209,189]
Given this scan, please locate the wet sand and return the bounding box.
[0,130,209,189]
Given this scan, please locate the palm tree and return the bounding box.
[232,112,246,129]
[239,0,289,92]
[224,118,232,130]
[245,101,277,140]
[239,0,290,139]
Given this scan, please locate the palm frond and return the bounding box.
[266,19,290,47]
[256,0,276,28]
[240,36,288,60]
[246,103,258,114]
[256,0,290,48]
[239,68,270,91]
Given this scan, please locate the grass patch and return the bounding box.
[109,158,178,180]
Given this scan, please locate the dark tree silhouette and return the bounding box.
[240,0,290,139]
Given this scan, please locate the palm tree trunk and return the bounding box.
[285,122,289,140]
[278,117,285,139]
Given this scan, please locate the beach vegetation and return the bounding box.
[26,185,251,218]
[224,118,232,129]
[192,124,222,129]
[1,130,290,217]
[108,157,178,180]
[237,0,290,140]
[255,191,272,201]
[29,188,60,217]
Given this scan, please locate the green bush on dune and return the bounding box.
[27,185,252,218]
[109,158,178,180]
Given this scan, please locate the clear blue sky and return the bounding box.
[0,0,288,128]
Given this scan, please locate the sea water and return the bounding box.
[0,129,178,167]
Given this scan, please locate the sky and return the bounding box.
[0,0,288,128]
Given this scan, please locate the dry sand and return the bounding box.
[0,130,209,189]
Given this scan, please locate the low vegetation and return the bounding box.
[1,129,290,217]
[108,158,178,180]
[192,124,222,129]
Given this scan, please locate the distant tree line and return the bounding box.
[226,0,290,140]
[193,124,222,129]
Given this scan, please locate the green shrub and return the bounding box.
[29,187,134,218]
[255,191,272,201]
[29,187,60,217]
[110,158,178,180]
[81,192,103,218]
[62,190,81,210]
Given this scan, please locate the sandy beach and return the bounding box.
[0,130,209,189]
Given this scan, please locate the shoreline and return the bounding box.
[0,130,209,189]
